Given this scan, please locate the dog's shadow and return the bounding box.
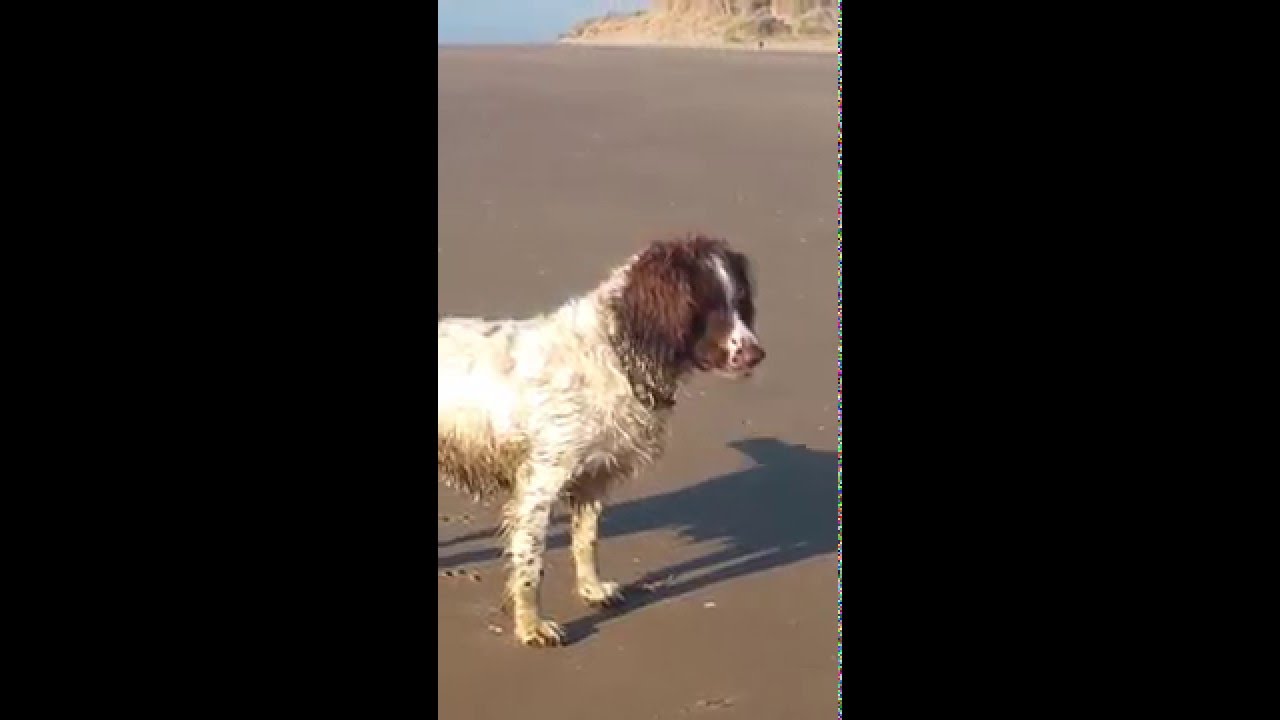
[438,437,837,644]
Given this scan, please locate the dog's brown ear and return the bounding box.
[615,242,698,368]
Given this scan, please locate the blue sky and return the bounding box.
[439,0,649,44]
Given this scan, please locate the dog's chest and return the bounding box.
[568,395,668,482]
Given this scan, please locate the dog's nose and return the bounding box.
[743,343,765,368]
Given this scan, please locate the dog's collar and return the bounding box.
[630,379,676,411]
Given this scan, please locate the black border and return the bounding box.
[81,6,440,709]
[844,3,1135,710]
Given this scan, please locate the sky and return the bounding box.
[439,0,649,44]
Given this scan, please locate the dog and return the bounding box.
[437,233,765,647]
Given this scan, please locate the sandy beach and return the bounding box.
[438,45,838,720]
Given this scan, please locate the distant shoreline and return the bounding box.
[437,40,837,56]
[558,36,835,54]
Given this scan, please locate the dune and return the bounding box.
[559,0,838,52]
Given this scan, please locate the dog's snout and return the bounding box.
[729,340,765,370]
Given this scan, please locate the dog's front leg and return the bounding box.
[570,497,625,608]
[505,464,566,647]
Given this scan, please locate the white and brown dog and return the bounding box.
[437,234,765,647]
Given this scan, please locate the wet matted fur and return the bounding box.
[437,233,765,647]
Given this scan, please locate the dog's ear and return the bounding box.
[615,241,698,368]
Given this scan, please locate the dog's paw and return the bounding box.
[580,580,626,609]
[516,619,565,648]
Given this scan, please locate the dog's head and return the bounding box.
[614,234,765,379]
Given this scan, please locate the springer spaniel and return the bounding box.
[438,234,765,647]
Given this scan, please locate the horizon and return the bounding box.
[438,0,648,44]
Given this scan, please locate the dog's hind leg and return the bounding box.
[504,463,568,647]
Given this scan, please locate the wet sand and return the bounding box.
[438,45,838,720]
